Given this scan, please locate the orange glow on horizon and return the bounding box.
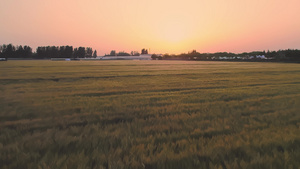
[1,0,300,55]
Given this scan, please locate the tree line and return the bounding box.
[0,44,97,59]
[104,48,148,56]
[151,49,300,62]
[1,44,299,62]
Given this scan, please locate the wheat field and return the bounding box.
[0,60,300,169]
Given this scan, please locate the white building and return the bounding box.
[99,54,152,60]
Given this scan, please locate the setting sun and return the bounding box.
[159,22,189,43]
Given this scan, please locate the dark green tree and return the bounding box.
[151,54,157,60]
[93,50,97,58]
[85,47,93,58]
[2,44,15,58]
[141,48,148,54]
[0,45,2,57]
[23,46,32,58]
[59,46,73,58]
[117,51,130,56]
[36,46,48,58]
[131,51,140,56]
[16,45,24,58]
[65,46,73,58]
[78,47,85,58]
[73,47,86,58]
[110,50,116,56]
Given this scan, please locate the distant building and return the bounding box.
[100,54,152,60]
[256,55,266,59]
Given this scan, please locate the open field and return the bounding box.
[0,60,300,169]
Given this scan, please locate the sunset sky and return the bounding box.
[1,0,300,55]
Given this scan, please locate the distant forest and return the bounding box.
[0,44,97,59]
[152,49,300,62]
[0,44,300,62]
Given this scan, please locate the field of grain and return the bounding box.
[0,60,300,169]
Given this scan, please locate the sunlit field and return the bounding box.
[0,60,300,169]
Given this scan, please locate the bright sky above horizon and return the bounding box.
[1,0,300,55]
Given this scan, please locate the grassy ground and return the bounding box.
[0,60,300,169]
